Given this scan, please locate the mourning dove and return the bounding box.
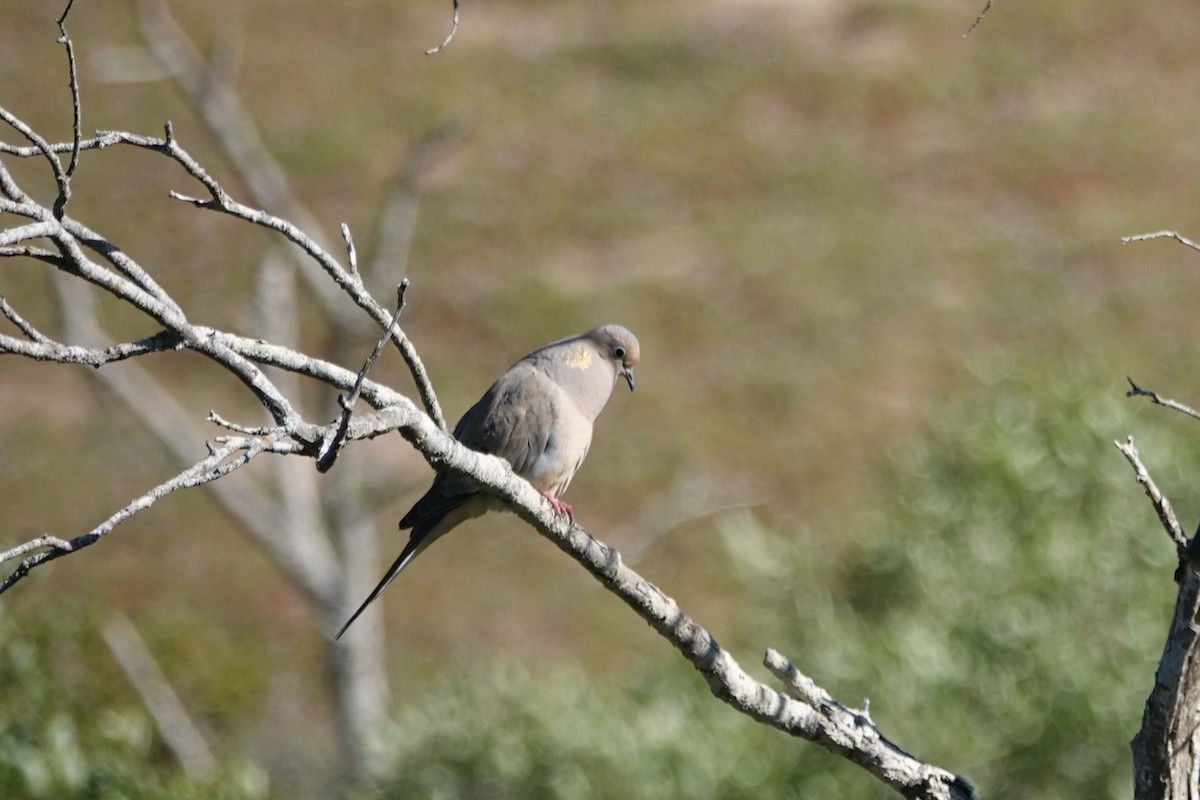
[336,324,640,639]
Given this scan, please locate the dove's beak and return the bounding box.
[621,368,635,392]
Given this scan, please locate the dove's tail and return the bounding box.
[334,528,433,640]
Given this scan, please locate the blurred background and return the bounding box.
[4,0,1200,797]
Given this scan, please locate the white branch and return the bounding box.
[1122,229,1200,253]
[1114,435,1188,553]
[0,220,57,246]
[765,649,974,798]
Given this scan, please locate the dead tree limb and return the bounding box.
[1120,225,1200,799]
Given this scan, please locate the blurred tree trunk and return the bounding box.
[1130,563,1200,799]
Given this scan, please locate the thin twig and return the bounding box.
[0,402,410,594]
[963,0,995,39]
[207,410,280,436]
[1114,436,1188,555]
[0,295,52,342]
[341,222,358,275]
[0,244,63,263]
[1127,377,1200,423]
[56,0,77,24]
[425,0,460,55]
[0,130,125,157]
[132,0,365,332]
[0,108,69,207]
[55,0,82,186]
[318,281,409,472]
[1121,230,1200,253]
[0,436,281,594]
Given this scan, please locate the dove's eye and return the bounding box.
[614,345,626,360]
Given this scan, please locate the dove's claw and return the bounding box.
[541,491,575,522]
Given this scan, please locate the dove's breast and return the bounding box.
[524,381,594,496]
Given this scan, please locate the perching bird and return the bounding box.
[335,324,640,639]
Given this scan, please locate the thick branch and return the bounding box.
[1130,570,1200,800]
[765,649,976,798]
[1118,429,1200,799]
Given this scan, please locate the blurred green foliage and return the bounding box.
[753,369,1182,799]
[0,614,268,800]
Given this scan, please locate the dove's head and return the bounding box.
[589,324,639,392]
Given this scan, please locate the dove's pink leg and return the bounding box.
[541,491,575,522]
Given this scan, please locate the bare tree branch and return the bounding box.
[0,433,297,593]
[0,108,69,207]
[51,11,408,765]
[765,649,976,798]
[1127,377,1200,424]
[0,534,74,563]
[0,295,52,342]
[963,1,996,40]
[55,0,83,187]
[1114,436,1188,555]
[0,130,144,157]
[318,280,409,472]
[1118,435,1200,800]
[425,0,461,55]
[1129,566,1200,800]
[1120,365,1200,798]
[1122,229,1200,253]
[0,329,180,365]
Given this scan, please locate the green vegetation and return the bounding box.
[0,615,267,800]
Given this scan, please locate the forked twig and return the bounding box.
[1126,377,1200,423]
[963,0,995,39]
[318,281,409,472]
[1114,436,1188,555]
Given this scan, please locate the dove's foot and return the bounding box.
[541,491,575,522]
